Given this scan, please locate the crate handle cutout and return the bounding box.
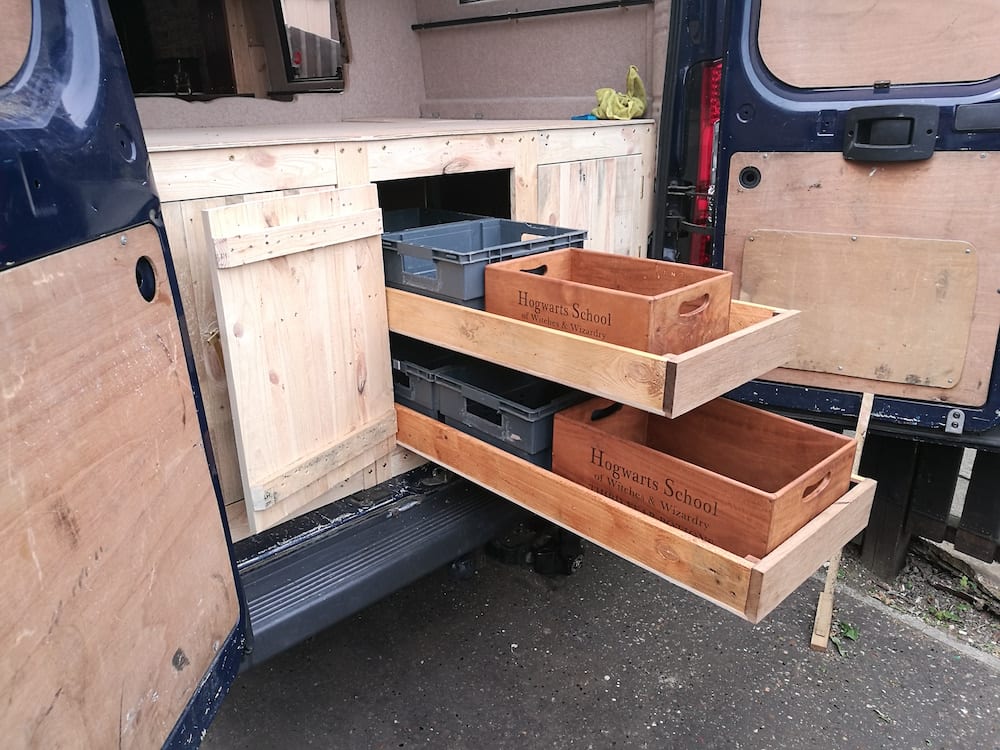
[466,398,503,426]
[678,293,711,317]
[802,472,832,502]
[590,402,624,422]
[519,264,548,276]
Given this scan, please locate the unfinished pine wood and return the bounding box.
[397,405,877,623]
[552,398,856,558]
[387,289,798,418]
[224,0,267,97]
[758,0,1000,88]
[205,187,396,532]
[0,226,239,748]
[537,155,644,256]
[209,184,382,267]
[741,230,978,388]
[725,151,1000,406]
[0,0,30,85]
[485,249,732,354]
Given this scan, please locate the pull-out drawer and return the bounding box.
[386,288,800,419]
[396,405,876,622]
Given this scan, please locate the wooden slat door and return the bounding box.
[203,185,397,533]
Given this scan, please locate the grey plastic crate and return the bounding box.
[382,218,587,302]
[436,361,586,464]
[389,333,468,417]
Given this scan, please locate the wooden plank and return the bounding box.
[387,289,798,418]
[387,288,670,414]
[725,151,1000,406]
[144,119,657,152]
[811,392,875,651]
[536,123,655,165]
[396,406,755,616]
[741,231,977,387]
[0,0,29,85]
[758,0,1000,88]
[205,187,397,533]
[537,155,644,256]
[150,143,340,202]
[162,198,244,504]
[0,226,239,748]
[367,134,518,182]
[746,477,877,623]
[206,183,381,266]
[512,132,539,223]
[665,301,800,418]
[249,411,397,510]
[223,0,265,97]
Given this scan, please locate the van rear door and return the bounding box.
[0,2,244,746]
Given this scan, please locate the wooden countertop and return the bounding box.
[144,118,656,152]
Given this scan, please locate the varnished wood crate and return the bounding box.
[386,288,799,419]
[484,249,732,354]
[395,405,876,623]
[551,397,857,559]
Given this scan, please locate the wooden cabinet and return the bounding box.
[148,118,656,535]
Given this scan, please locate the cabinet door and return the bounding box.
[538,155,644,257]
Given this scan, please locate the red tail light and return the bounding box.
[691,60,722,266]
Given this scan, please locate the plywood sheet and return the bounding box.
[741,230,978,387]
[205,186,397,533]
[0,226,239,748]
[0,0,30,86]
[758,0,1000,88]
[537,155,644,256]
[724,151,1000,406]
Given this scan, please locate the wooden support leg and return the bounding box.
[811,392,874,652]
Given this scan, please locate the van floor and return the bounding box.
[203,542,999,749]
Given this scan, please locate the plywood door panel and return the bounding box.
[0,226,239,748]
[724,151,1000,406]
[758,0,1000,88]
[0,0,30,86]
[205,186,397,533]
[741,230,978,387]
[537,155,643,256]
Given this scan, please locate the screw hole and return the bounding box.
[738,166,762,189]
[135,256,156,302]
[32,179,41,190]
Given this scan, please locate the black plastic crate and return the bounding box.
[436,360,586,465]
[382,218,587,303]
[389,333,468,416]
[382,208,483,234]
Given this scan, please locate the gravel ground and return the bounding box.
[836,542,1000,658]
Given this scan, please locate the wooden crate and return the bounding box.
[387,289,799,419]
[551,397,857,559]
[484,249,733,354]
[396,405,876,623]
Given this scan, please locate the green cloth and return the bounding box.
[592,65,647,120]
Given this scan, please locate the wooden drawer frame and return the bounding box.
[397,405,876,622]
[386,288,800,418]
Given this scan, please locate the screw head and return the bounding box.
[119,235,128,246]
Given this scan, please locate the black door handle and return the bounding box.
[842,105,939,162]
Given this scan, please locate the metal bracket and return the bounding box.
[945,408,965,435]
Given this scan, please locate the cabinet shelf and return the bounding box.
[386,288,800,418]
[396,405,876,622]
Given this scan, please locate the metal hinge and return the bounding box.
[945,408,965,435]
